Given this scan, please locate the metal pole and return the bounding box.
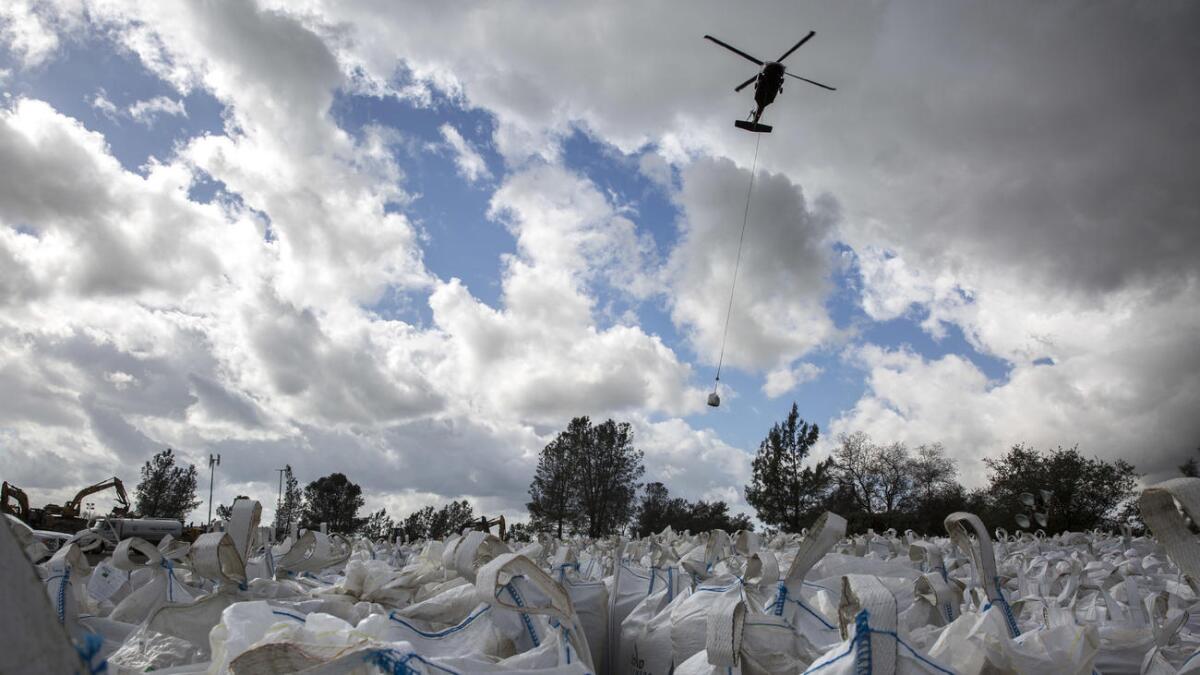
[275,468,285,535]
[207,453,220,528]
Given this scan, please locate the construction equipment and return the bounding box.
[1,481,30,520]
[15,477,135,534]
[61,477,132,519]
[478,515,506,540]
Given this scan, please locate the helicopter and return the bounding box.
[704,32,836,133]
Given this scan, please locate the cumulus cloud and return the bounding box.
[763,362,821,399]
[829,278,1200,484]
[667,156,839,371]
[0,98,249,302]
[0,0,79,67]
[90,89,119,119]
[0,0,763,524]
[428,163,700,422]
[439,123,489,182]
[3,0,1197,521]
[128,96,187,125]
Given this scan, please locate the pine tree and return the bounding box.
[359,508,395,540]
[635,482,752,536]
[274,465,303,536]
[301,473,365,533]
[527,422,581,538]
[744,403,828,532]
[574,418,644,538]
[527,416,645,538]
[215,495,249,520]
[400,505,434,542]
[634,482,674,537]
[428,500,475,539]
[135,448,201,520]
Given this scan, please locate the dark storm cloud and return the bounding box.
[802,1,1200,293]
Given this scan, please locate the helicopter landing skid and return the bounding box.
[734,120,772,133]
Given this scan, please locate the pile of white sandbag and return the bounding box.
[7,477,1200,674]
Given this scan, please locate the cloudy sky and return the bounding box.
[1,0,1197,524]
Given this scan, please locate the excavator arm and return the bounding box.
[479,514,506,540]
[1,481,30,519]
[62,477,131,519]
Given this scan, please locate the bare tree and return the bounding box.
[875,442,913,514]
[832,432,882,515]
[910,443,958,502]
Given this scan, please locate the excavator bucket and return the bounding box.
[734,120,773,133]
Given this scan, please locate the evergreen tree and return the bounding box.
[981,444,1139,533]
[505,521,533,543]
[527,416,644,538]
[744,403,829,532]
[274,465,303,537]
[135,448,201,520]
[573,418,644,538]
[634,482,751,536]
[301,473,365,533]
[633,482,674,537]
[428,500,475,539]
[215,495,249,520]
[676,500,753,534]
[359,508,395,540]
[527,421,582,537]
[398,501,477,541]
[400,505,434,541]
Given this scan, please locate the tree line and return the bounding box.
[132,448,494,540]
[744,403,1141,535]
[132,449,370,536]
[129,401,1152,541]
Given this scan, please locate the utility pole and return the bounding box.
[275,467,286,534]
[207,453,221,528]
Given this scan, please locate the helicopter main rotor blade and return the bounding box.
[785,72,836,91]
[734,74,758,92]
[777,31,815,63]
[704,35,763,66]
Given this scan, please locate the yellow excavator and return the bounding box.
[1,481,31,520]
[44,477,133,520]
[477,515,506,539]
[4,477,134,533]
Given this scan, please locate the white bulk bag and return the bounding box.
[109,537,195,624]
[803,574,955,675]
[767,512,847,651]
[671,551,781,666]
[557,561,610,674]
[607,542,687,663]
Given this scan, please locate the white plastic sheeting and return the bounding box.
[11,478,1200,674]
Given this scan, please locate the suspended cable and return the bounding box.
[710,133,762,406]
